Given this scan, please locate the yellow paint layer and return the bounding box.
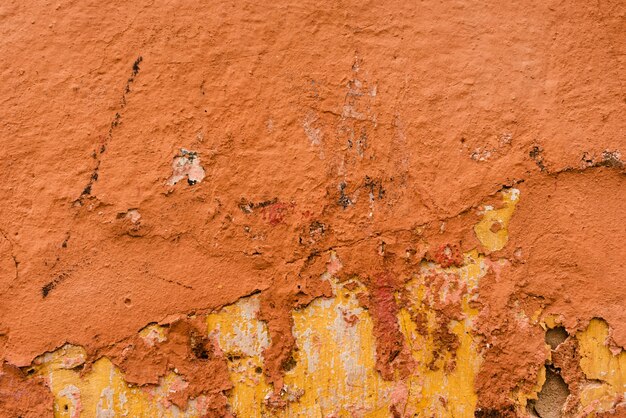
[29,339,212,417]
[284,276,394,417]
[474,188,520,251]
[208,249,490,417]
[399,251,485,417]
[206,294,273,417]
[577,318,626,414]
[207,257,396,417]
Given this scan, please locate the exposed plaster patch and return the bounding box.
[545,326,568,350]
[302,112,323,146]
[167,149,206,186]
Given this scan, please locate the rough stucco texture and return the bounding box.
[1,1,625,417]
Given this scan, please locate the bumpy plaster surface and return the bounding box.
[0,0,625,417]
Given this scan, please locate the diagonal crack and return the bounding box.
[77,56,143,203]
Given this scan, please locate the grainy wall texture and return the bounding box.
[0,1,625,417]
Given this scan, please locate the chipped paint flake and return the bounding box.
[167,149,206,186]
[474,188,520,251]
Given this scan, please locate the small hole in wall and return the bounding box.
[192,336,211,360]
[195,347,209,360]
[282,355,297,371]
[545,326,568,350]
[124,297,132,307]
[64,404,69,411]
[529,366,569,418]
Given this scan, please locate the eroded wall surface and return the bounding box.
[0,1,625,417]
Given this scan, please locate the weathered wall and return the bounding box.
[0,1,625,417]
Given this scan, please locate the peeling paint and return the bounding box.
[3,3,625,415]
[167,149,206,186]
[17,187,626,417]
[474,188,519,252]
[578,319,626,414]
[31,354,216,417]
